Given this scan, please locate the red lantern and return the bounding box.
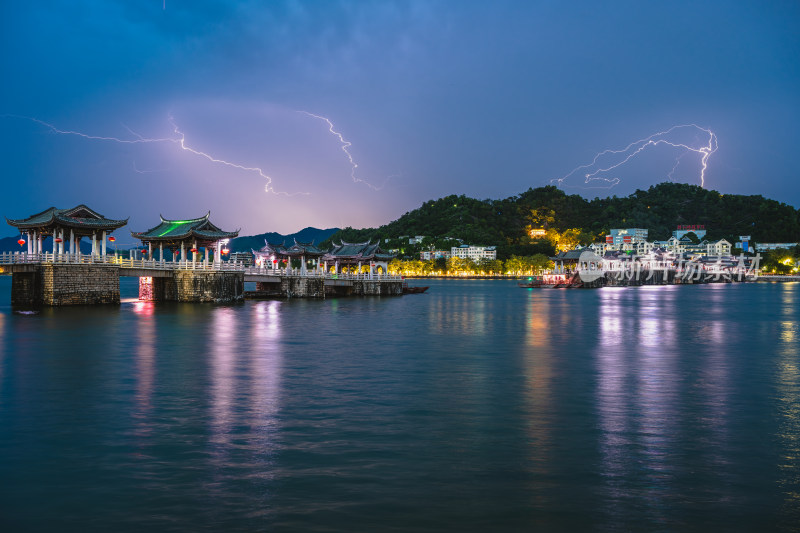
[142,249,148,254]
[190,248,198,253]
[54,238,63,243]
[108,236,116,242]
[222,248,230,255]
[17,239,25,247]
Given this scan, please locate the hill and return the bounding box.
[322,183,800,259]
[228,227,340,253]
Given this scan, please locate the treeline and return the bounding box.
[388,254,552,276]
[322,183,800,260]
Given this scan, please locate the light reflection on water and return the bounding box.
[776,284,800,529]
[0,278,799,531]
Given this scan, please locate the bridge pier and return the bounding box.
[139,270,244,303]
[11,264,120,308]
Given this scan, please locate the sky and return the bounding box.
[2,1,799,238]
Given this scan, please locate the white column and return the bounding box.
[59,230,64,254]
[53,231,57,254]
[70,229,75,256]
[160,242,163,262]
[180,242,185,264]
[26,231,32,254]
[102,231,107,256]
[91,232,96,256]
[205,246,209,264]
[193,240,197,263]
[148,242,152,260]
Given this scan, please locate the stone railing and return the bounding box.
[0,251,402,280]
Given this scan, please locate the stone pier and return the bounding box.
[139,271,244,303]
[11,264,120,307]
[247,277,403,299]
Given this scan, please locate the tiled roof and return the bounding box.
[132,213,238,241]
[7,205,128,230]
[285,240,326,256]
[323,240,395,261]
[253,241,287,256]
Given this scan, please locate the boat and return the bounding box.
[402,282,429,294]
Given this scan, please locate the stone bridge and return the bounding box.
[0,252,403,307]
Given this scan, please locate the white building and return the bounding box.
[420,250,451,260]
[706,239,732,256]
[409,236,427,245]
[450,244,497,261]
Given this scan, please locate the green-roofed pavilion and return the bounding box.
[6,205,128,256]
[131,213,239,264]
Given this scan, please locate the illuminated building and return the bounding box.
[322,241,395,276]
[450,245,497,260]
[131,212,239,264]
[6,205,127,256]
[253,240,326,274]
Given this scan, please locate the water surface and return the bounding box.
[0,278,798,531]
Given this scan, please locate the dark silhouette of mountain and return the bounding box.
[229,227,340,253]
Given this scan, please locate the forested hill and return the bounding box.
[323,183,800,258]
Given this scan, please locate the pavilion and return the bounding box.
[131,213,239,264]
[252,241,287,270]
[6,205,128,256]
[253,240,327,274]
[322,241,395,276]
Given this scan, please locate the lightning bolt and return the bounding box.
[2,114,306,196]
[553,124,718,189]
[299,111,389,191]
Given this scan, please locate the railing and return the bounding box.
[0,252,402,280]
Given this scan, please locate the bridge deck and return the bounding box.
[0,252,401,283]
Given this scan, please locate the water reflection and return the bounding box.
[596,287,682,526]
[522,293,554,490]
[132,302,156,441]
[428,292,487,335]
[247,301,283,459]
[775,285,800,529]
[210,307,238,454]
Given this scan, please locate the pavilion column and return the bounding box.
[69,229,75,256]
[358,261,362,275]
[205,246,209,265]
[148,242,152,260]
[181,242,185,264]
[26,231,32,254]
[301,255,306,275]
[52,230,57,254]
[102,231,107,256]
[335,260,339,274]
[159,242,163,262]
[37,232,42,255]
[59,230,64,255]
[91,232,96,256]
[193,240,197,263]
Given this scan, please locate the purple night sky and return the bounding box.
[2,1,799,239]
